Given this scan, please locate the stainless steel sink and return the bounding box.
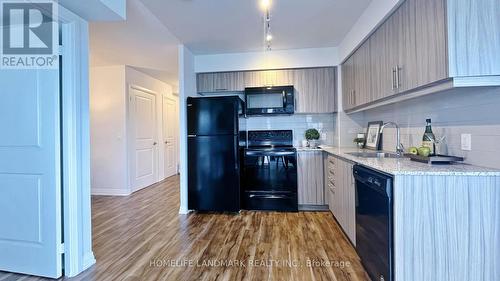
[346,151,407,159]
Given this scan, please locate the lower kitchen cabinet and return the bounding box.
[324,153,356,245]
[297,151,325,207]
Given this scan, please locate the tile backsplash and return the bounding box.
[245,114,336,147]
[342,87,500,169]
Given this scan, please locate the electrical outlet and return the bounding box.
[461,134,472,151]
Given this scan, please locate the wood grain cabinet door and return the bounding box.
[341,57,356,111]
[343,161,356,245]
[352,42,372,106]
[213,72,245,92]
[275,69,295,86]
[297,151,325,205]
[197,73,215,93]
[413,0,447,86]
[369,24,393,102]
[243,71,262,88]
[293,68,337,114]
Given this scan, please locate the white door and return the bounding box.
[0,69,62,278]
[163,97,177,178]
[129,87,158,192]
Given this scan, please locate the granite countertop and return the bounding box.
[320,146,500,176]
[295,146,324,152]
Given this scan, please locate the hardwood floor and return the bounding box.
[0,175,369,281]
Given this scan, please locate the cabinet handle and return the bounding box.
[396,66,401,89]
[391,68,397,90]
[215,88,228,91]
[353,90,356,105]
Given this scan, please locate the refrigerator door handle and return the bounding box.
[234,140,239,170]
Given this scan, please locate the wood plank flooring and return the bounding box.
[0,175,369,281]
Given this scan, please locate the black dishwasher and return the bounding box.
[353,165,393,281]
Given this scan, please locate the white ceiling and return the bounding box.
[140,0,372,54]
[89,0,180,89]
[89,0,373,88]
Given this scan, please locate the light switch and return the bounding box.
[461,134,472,151]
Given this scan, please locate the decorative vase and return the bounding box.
[309,140,319,148]
[301,140,309,147]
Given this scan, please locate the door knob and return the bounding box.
[165,141,169,144]
[153,142,157,145]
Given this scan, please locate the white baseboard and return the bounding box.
[91,188,131,196]
[82,252,96,271]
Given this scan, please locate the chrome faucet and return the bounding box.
[380,122,405,156]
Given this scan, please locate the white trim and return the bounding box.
[82,253,96,272]
[178,208,190,215]
[91,188,131,196]
[162,96,179,179]
[129,84,158,96]
[59,5,95,278]
[178,45,195,214]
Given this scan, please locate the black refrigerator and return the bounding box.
[187,96,245,212]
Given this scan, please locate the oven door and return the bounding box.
[241,149,298,211]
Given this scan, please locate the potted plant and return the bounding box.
[305,129,320,148]
[353,133,366,149]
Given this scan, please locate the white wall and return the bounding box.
[90,65,128,195]
[90,65,177,196]
[195,47,339,73]
[178,45,198,214]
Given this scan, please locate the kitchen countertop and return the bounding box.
[295,147,324,152]
[320,146,500,176]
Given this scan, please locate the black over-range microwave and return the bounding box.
[245,86,295,115]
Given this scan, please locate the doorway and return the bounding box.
[163,96,178,178]
[129,86,159,192]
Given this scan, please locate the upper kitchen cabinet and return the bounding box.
[342,0,500,112]
[342,55,355,111]
[413,0,447,87]
[294,67,337,113]
[243,69,294,88]
[197,67,337,113]
[343,41,371,110]
[197,72,245,93]
[353,41,372,105]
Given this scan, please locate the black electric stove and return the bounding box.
[241,130,298,211]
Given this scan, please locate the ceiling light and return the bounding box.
[260,0,271,10]
[260,0,273,51]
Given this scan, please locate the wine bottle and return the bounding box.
[422,118,436,155]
